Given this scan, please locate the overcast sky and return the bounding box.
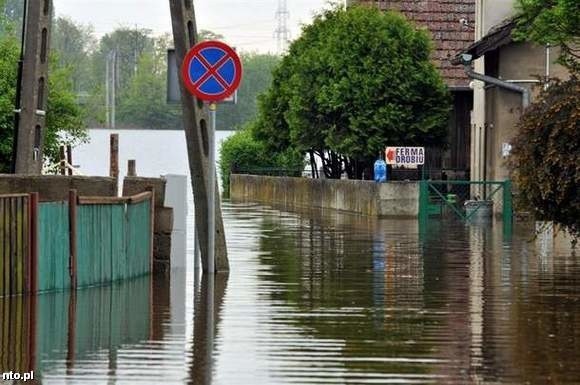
[53,0,333,53]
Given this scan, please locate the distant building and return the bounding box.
[355,0,476,177]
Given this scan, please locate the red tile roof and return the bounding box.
[357,0,475,88]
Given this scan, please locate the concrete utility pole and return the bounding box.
[168,0,229,273]
[13,0,53,174]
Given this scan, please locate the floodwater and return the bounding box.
[2,130,578,384]
[1,204,579,384]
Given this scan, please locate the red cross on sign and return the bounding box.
[181,41,243,102]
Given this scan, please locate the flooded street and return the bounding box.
[2,202,578,384]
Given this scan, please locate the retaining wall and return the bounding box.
[230,175,419,218]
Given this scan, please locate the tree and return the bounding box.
[216,53,280,131]
[117,49,181,129]
[509,76,579,238]
[0,0,22,36]
[514,0,580,69]
[44,61,88,168]
[198,30,225,42]
[0,36,19,172]
[252,6,450,179]
[51,17,96,92]
[92,27,155,93]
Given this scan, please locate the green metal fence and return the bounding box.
[76,198,152,288]
[0,191,153,297]
[419,180,513,224]
[38,202,71,292]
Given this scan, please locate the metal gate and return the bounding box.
[419,180,513,225]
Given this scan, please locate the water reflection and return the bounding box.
[223,204,580,384]
[190,272,229,385]
[1,203,578,384]
[0,276,163,383]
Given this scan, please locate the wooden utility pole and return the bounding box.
[168,0,229,272]
[13,0,53,174]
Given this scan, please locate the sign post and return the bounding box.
[181,40,242,274]
[208,102,217,274]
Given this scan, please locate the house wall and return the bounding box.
[470,0,515,191]
[485,43,569,183]
[472,1,569,189]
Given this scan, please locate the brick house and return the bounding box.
[354,0,476,176]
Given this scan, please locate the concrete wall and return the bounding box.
[0,175,116,201]
[472,0,571,189]
[230,175,419,218]
[487,43,569,183]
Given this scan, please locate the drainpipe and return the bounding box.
[464,65,530,109]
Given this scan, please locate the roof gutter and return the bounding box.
[464,64,530,109]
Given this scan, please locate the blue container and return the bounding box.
[374,159,387,183]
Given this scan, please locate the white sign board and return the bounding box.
[385,147,425,166]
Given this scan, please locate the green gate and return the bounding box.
[419,180,513,225]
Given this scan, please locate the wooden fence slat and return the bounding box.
[7,198,14,296]
[0,199,5,297]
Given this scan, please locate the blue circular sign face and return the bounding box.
[181,41,242,102]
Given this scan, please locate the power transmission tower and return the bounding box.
[274,0,290,54]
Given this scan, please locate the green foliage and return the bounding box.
[509,76,579,237]
[93,28,155,91]
[198,30,225,42]
[514,0,580,69]
[0,33,87,172]
[44,59,89,167]
[219,124,304,194]
[216,53,280,131]
[0,0,22,37]
[253,6,450,178]
[117,50,181,129]
[0,36,19,172]
[51,17,96,92]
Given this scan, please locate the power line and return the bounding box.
[274,0,290,54]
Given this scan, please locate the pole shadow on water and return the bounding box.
[189,270,229,385]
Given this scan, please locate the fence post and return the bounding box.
[146,187,155,274]
[503,180,513,236]
[109,134,119,194]
[419,180,429,225]
[28,192,38,295]
[59,146,66,175]
[128,160,137,177]
[66,145,73,176]
[68,189,78,289]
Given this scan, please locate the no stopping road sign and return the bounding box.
[180,40,242,102]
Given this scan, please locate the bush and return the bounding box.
[509,75,579,238]
[219,125,304,195]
